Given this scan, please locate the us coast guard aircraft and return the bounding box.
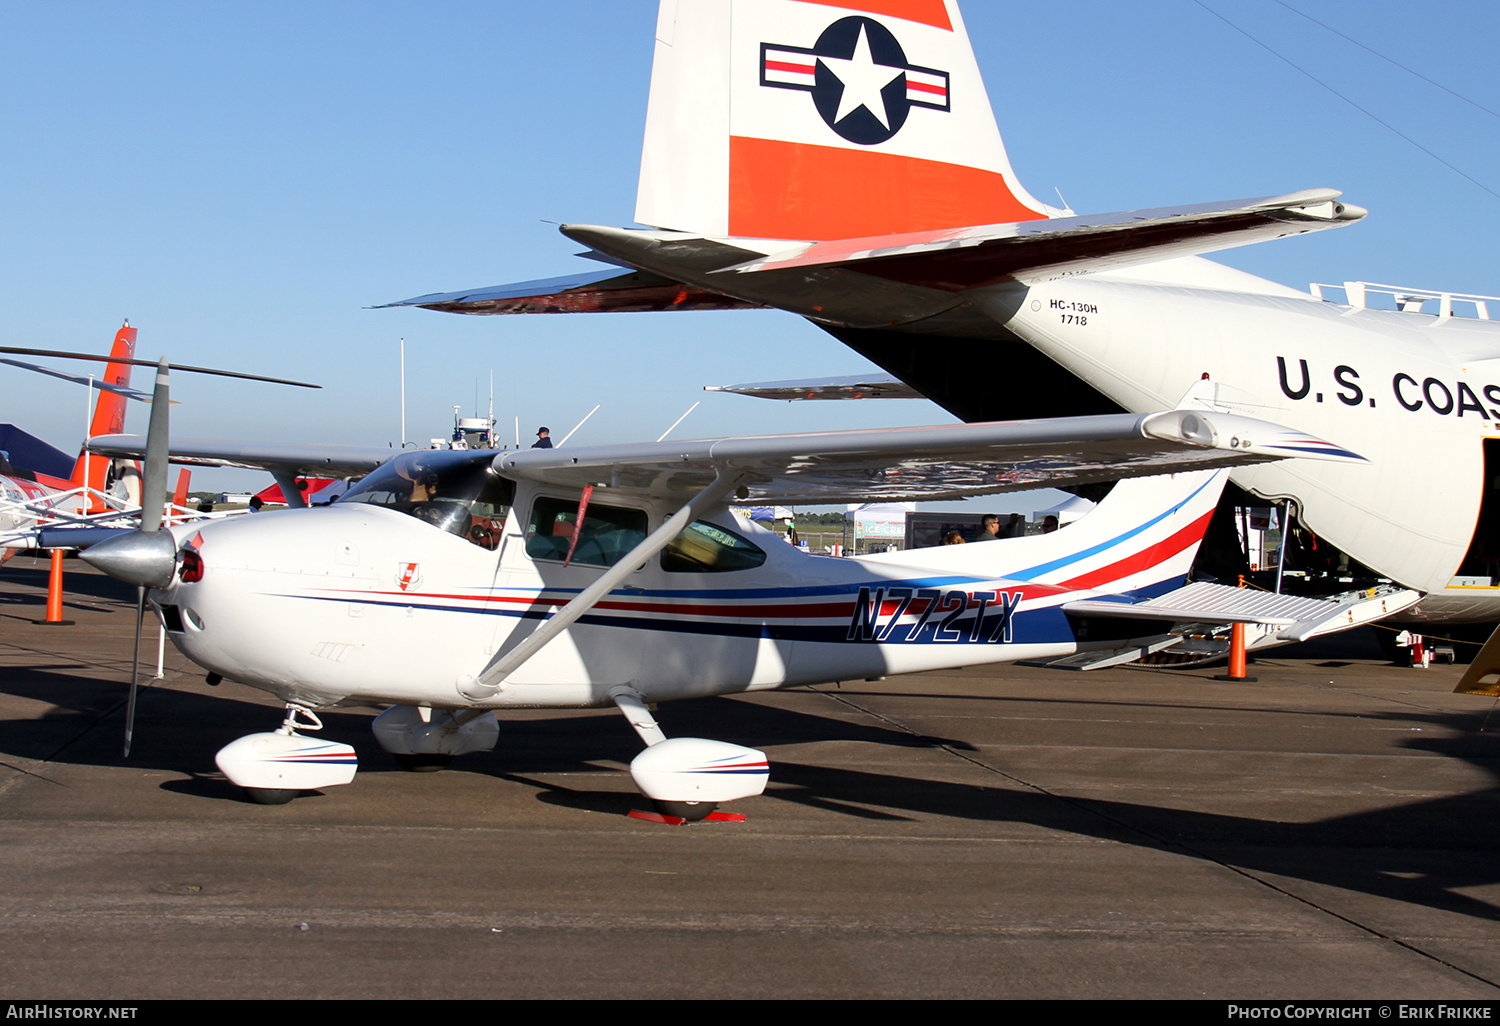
[386,0,1497,627]
[80,361,1392,816]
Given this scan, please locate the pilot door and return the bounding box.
[489,489,647,686]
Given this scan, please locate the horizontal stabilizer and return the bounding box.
[1065,581,1420,641]
[1065,581,1346,626]
[390,190,1361,326]
[717,189,1365,283]
[1021,635,1184,672]
[551,190,1362,330]
[379,267,760,316]
[1276,586,1423,643]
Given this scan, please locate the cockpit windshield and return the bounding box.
[339,450,514,550]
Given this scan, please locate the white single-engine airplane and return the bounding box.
[80,363,1404,817]
[384,0,1498,628]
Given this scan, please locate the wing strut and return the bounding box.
[458,468,744,702]
[271,471,309,509]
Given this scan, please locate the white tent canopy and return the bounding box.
[1032,494,1096,524]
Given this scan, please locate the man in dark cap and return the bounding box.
[532,427,553,449]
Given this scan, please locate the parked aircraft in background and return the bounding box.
[705,374,923,402]
[0,324,146,556]
[79,362,1406,815]
[385,0,1498,627]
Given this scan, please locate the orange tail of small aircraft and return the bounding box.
[70,323,137,511]
[636,0,1063,240]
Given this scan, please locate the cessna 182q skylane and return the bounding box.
[386,0,1498,627]
[81,365,1405,815]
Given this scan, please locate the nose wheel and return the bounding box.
[215,705,358,804]
[650,799,719,822]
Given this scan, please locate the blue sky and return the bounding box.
[3,0,1497,506]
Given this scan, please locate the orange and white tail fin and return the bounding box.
[69,323,137,502]
[636,0,1062,241]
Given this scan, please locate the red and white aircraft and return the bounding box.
[80,367,1402,815]
[385,0,1497,629]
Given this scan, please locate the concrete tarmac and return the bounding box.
[3,557,1499,1000]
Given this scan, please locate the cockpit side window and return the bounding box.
[526,496,648,567]
[339,451,514,550]
[661,520,767,573]
[464,473,515,550]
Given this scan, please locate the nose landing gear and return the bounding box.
[215,705,358,804]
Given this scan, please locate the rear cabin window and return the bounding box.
[662,520,767,573]
[527,497,648,568]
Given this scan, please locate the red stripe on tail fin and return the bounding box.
[789,0,952,31]
[729,136,1047,239]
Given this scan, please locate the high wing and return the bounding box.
[382,191,1362,329]
[87,436,393,479]
[494,409,1361,505]
[705,374,920,401]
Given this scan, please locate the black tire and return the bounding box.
[652,799,717,822]
[244,787,297,805]
[395,753,453,773]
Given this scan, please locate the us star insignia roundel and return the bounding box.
[760,16,950,145]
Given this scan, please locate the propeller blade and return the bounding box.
[124,586,145,758]
[0,358,155,401]
[140,358,170,535]
[0,346,321,389]
[106,359,170,758]
[79,356,180,587]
